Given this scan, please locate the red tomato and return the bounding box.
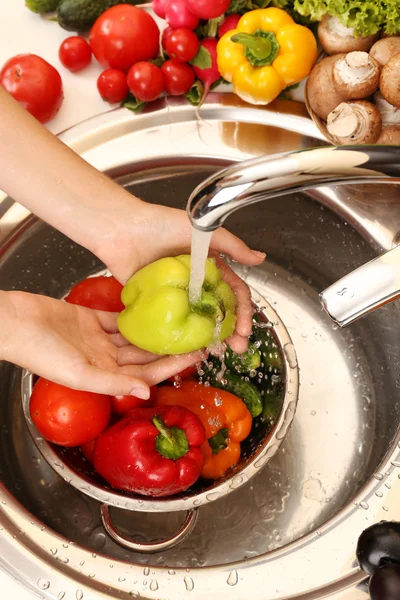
[59,36,92,72]
[127,62,164,102]
[218,14,241,38]
[161,26,174,49]
[30,378,111,447]
[0,54,63,123]
[89,5,159,72]
[161,60,195,96]
[65,276,124,312]
[81,439,96,463]
[111,386,157,415]
[164,29,199,63]
[97,69,128,103]
[167,365,198,383]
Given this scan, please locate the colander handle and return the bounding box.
[100,504,198,553]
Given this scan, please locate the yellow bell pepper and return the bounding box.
[217,7,317,105]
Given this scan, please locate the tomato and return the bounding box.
[218,14,241,38]
[89,5,159,72]
[187,0,230,19]
[59,36,92,72]
[167,365,198,383]
[161,60,195,96]
[111,386,158,415]
[164,29,199,63]
[30,378,110,447]
[0,54,63,124]
[97,69,128,103]
[65,276,124,312]
[162,26,174,49]
[81,439,96,463]
[127,62,164,102]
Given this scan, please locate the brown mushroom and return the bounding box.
[376,124,400,145]
[318,15,379,56]
[380,53,400,108]
[326,100,382,145]
[370,37,400,66]
[374,92,400,124]
[333,52,380,99]
[306,54,346,120]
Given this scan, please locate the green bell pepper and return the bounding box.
[118,255,237,355]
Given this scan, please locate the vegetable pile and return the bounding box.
[306,19,400,146]
[29,271,284,498]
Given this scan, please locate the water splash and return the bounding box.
[188,229,212,304]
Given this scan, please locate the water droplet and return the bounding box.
[360,502,369,510]
[129,592,140,598]
[37,579,50,590]
[382,506,389,512]
[57,593,66,600]
[143,567,150,576]
[89,574,95,579]
[184,576,194,591]
[391,461,400,468]
[168,570,175,575]
[283,343,297,368]
[375,491,383,498]
[150,580,158,591]
[57,556,69,564]
[227,570,238,586]
[118,576,126,582]
[76,590,83,600]
[50,547,58,555]
[374,473,384,481]
[310,410,316,416]
[92,553,97,558]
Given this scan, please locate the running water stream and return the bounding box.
[188,228,212,304]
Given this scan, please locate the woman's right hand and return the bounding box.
[1,291,203,397]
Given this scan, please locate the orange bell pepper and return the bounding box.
[154,380,252,480]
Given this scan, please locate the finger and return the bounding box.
[70,365,151,399]
[94,310,119,333]
[117,345,164,365]
[109,332,132,348]
[211,228,265,266]
[120,351,204,386]
[227,333,250,354]
[215,258,253,340]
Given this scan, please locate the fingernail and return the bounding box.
[252,250,266,258]
[130,387,150,400]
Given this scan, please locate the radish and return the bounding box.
[218,14,241,38]
[192,38,220,109]
[152,0,169,19]
[165,0,199,31]
[187,0,230,20]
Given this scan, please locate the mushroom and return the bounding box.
[373,92,400,124]
[318,15,379,55]
[370,37,400,66]
[376,125,400,145]
[333,52,380,99]
[326,100,382,145]
[380,53,400,108]
[306,54,347,120]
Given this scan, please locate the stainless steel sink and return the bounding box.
[1,95,400,599]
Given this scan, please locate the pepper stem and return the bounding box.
[208,428,229,455]
[231,29,280,67]
[153,415,190,460]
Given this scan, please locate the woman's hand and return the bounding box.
[1,291,203,396]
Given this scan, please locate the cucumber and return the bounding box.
[56,0,147,32]
[251,317,282,371]
[26,0,60,13]
[203,361,263,418]
[224,343,261,374]
[260,386,284,426]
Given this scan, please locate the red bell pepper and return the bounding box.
[93,405,206,497]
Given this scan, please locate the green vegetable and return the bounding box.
[203,361,263,418]
[118,255,236,355]
[122,94,146,114]
[224,343,261,373]
[190,46,212,69]
[26,0,60,13]
[260,386,283,424]
[251,317,282,370]
[291,0,400,36]
[153,416,189,460]
[185,81,205,106]
[56,0,147,32]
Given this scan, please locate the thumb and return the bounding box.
[76,365,150,399]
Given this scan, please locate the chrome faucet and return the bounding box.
[187,145,400,327]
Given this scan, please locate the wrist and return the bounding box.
[0,290,19,361]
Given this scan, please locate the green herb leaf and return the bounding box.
[122,94,146,114]
[190,45,212,69]
[208,428,229,454]
[185,80,205,106]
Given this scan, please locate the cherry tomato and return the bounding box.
[127,62,164,102]
[187,0,230,19]
[162,26,174,49]
[97,69,128,103]
[161,59,195,96]
[59,36,92,72]
[81,439,96,463]
[165,0,199,30]
[0,54,63,124]
[65,276,124,312]
[111,386,158,416]
[89,5,159,72]
[164,29,199,63]
[218,14,241,38]
[30,378,110,447]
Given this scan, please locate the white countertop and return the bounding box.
[0,3,121,598]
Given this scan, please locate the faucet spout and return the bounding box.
[187,145,400,326]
